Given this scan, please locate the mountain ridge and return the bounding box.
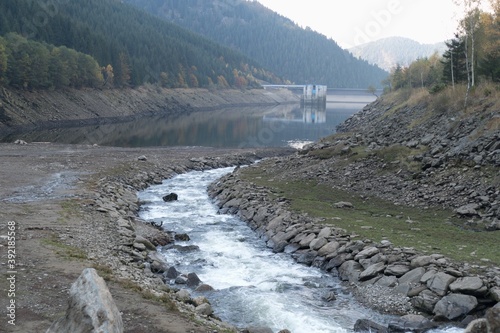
[349,36,447,72]
[124,0,389,88]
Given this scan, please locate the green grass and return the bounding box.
[57,199,82,224]
[240,168,500,266]
[140,290,178,311]
[42,236,88,260]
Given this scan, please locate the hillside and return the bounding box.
[123,0,389,88]
[0,0,281,88]
[349,37,447,71]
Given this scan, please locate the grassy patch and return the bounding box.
[141,290,178,311]
[57,199,82,223]
[42,236,87,260]
[240,169,500,266]
[92,264,114,281]
[117,278,178,311]
[307,143,425,174]
[373,144,427,173]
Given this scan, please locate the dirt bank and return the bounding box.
[0,86,299,133]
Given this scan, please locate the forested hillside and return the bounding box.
[0,33,103,89]
[0,0,283,89]
[124,0,388,88]
[349,37,446,72]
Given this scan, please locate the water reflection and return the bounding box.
[264,104,326,124]
[1,89,375,148]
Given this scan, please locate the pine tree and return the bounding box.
[116,52,131,87]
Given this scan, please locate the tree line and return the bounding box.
[0,0,283,90]
[385,0,499,94]
[0,33,103,89]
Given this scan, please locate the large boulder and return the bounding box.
[46,268,123,333]
[359,262,386,281]
[464,319,488,333]
[399,267,426,285]
[449,277,488,296]
[338,260,363,282]
[433,294,478,320]
[354,319,388,333]
[385,264,411,277]
[354,246,379,261]
[426,272,456,296]
[387,314,439,332]
[486,307,500,333]
[162,192,178,202]
[411,289,441,314]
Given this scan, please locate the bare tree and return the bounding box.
[454,0,482,106]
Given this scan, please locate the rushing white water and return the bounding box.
[138,168,461,333]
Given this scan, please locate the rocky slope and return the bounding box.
[207,86,500,330]
[334,87,500,226]
[0,86,298,133]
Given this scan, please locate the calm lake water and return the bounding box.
[0,89,375,148]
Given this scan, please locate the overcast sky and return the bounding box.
[255,0,473,48]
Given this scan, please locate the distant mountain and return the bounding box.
[0,0,281,88]
[349,37,447,72]
[123,0,389,88]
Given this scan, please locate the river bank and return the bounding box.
[0,142,294,332]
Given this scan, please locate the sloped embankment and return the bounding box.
[0,86,298,132]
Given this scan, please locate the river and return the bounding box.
[138,167,462,333]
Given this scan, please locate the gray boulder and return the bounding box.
[388,314,438,332]
[410,256,433,268]
[354,319,388,333]
[455,203,480,217]
[385,264,411,277]
[162,192,178,202]
[187,272,202,287]
[310,237,328,251]
[359,262,386,281]
[46,268,123,333]
[339,260,363,282]
[426,272,456,296]
[411,289,441,314]
[195,303,213,316]
[354,246,379,260]
[449,277,487,296]
[464,319,487,333]
[486,307,500,333]
[433,294,478,320]
[399,267,426,285]
[317,241,340,257]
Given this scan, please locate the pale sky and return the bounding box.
[255,0,471,48]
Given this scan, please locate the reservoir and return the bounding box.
[0,89,375,148]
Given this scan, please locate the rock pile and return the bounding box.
[207,169,500,329]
